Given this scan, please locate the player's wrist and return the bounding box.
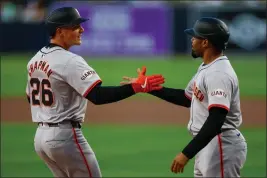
[181,149,194,160]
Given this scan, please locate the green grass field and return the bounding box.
[1,124,266,177]
[1,54,266,177]
[1,54,266,97]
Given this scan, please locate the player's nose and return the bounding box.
[79,26,84,33]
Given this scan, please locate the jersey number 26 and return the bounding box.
[30,78,54,106]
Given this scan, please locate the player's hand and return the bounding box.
[120,67,144,85]
[120,66,165,93]
[171,152,189,174]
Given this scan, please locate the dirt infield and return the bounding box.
[1,97,266,126]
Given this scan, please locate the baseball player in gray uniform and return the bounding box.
[25,7,164,178]
[122,17,247,177]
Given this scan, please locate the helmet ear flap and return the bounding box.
[205,30,230,51]
[208,37,227,51]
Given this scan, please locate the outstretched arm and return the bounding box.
[149,87,191,108]
[120,71,191,108]
[62,55,165,105]
[86,67,165,105]
[85,84,135,105]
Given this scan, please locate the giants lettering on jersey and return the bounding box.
[81,70,96,80]
[29,61,52,78]
[211,89,227,98]
[193,81,204,101]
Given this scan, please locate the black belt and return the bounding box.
[38,121,81,128]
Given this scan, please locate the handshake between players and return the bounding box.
[120,66,165,93]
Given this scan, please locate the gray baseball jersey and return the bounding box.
[184,56,242,135]
[26,45,103,177]
[26,45,102,123]
[184,56,247,177]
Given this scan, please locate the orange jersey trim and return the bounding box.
[83,80,102,97]
[208,104,229,111]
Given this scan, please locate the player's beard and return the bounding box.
[191,49,200,59]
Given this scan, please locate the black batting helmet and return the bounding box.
[184,17,230,50]
[45,7,89,36]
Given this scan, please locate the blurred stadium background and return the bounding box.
[1,0,266,177]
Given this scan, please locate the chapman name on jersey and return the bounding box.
[28,60,53,78]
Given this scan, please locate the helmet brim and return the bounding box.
[184,28,205,39]
[75,17,89,24]
[53,17,89,28]
[68,17,89,26]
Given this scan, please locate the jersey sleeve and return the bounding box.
[184,75,195,100]
[205,72,232,111]
[63,56,102,97]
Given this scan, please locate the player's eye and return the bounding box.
[72,25,81,30]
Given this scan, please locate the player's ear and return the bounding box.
[56,28,63,37]
[202,39,209,48]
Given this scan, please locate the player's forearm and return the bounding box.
[182,107,227,159]
[149,87,191,108]
[85,84,135,105]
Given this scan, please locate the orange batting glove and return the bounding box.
[120,66,165,93]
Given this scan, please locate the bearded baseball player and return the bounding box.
[122,17,248,177]
[25,7,164,178]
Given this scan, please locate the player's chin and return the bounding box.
[74,40,82,45]
[191,49,199,59]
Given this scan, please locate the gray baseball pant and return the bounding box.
[193,129,247,178]
[34,122,102,177]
